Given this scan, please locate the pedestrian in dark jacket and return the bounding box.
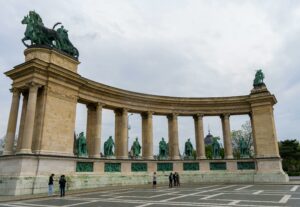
[175,172,180,187]
[169,172,173,188]
[173,172,177,186]
[59,175,66,197]
[48,174,55,196]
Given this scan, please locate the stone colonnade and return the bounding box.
[2,48,281,162]
[4,89,243,160]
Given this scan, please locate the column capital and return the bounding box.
[26,81,41,89]
[167,113,178,120]
[141,111,153,119]
[9,88,21,94]
[193,113,204,120]
[114,108,128,115]
[221,113,230,119]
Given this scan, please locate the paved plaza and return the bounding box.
[0,184,299,207]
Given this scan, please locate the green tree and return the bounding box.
[231,121,253,158]
[279,139,300,176]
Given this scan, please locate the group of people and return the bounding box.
[152,171,181,189]
[48,174,67,197]
[169,172,180,188]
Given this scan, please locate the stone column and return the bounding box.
[86,104,93,157]
[142,112,153,159]
[115,108,128,159]
[16,92,28,152]
[193,114,206,159]
[93,103,102,158]
[3,88,20,155]
[18,83,39,154]
[86,103,102,158]
[221,114,233,159]
[167,113,180,160]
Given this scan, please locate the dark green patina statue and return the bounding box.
[158,137,168,159]
[131,137,141,157]
[253,69,265,87]
[184,138,194,158]
[104,136,114,157]
[239,137,250,158]
[212,137,221,159]
[77,132,88,157]
[21,11,79,59]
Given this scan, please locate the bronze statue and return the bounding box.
[239,137,249,158]
[131,137,141,157]
[77,132,87,157]
[104,136,114,156]
[253,69,265,87]
[21,11,79,59]
[159,137,168,159]
[212,137,220,159]
[184,138,193,158]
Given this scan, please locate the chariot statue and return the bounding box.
[21,11,79,59]
[253,69,265,87]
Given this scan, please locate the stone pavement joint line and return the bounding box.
[290,185,299,192]
[1,185,300,207]
[234,185,253,191]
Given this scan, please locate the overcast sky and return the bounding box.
[0,0,299,154]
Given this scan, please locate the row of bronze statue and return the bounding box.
[74,132,250,159]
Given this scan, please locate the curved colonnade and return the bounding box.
[3,48,279,161]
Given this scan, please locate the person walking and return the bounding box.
[173,172,177,187]
[175,172,180,187]
[168,172,173,188]
[152,172,157,189]
[59,175,66,197]
[48,174,55,196]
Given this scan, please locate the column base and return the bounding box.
[142,156,154,160]
[2,151,14,156]
[225,155,234,159]
[89,155,100,158]
[171,156,181,160]
[116,156,129,159]
[16,149,32,154]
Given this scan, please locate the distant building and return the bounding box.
[204,130,213,145]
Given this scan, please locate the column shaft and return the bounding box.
[93,104,102,158]
[221,114,233,159]
[115,109,128,159]
[168,114,180,159]
[16,93,28,152]
[194,114,206,159]
[3,89,20,155]
[18,84,39,154]
[142,112,153,159]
